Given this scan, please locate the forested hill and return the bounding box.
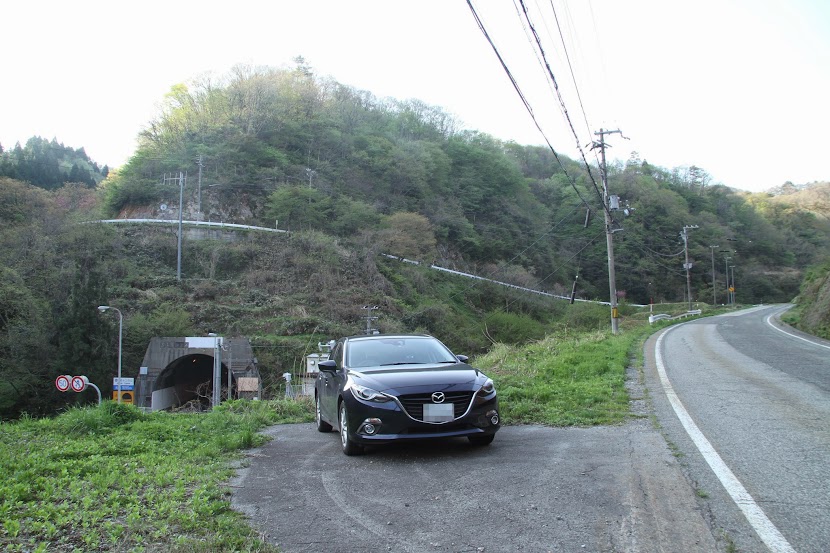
[99,62,829,306]
[0,136,108,189]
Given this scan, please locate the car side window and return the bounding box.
[331,342,344,368]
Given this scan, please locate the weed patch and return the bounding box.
[0,398,313,552]
[475,325,653,426]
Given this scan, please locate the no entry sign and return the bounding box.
[55,375,71,392]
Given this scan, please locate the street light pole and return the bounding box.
[97,305,123,403]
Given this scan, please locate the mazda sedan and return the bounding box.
[314,334,500,455]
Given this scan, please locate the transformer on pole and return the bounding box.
[592,128,627,335]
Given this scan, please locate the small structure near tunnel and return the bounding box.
[134,337,261,411]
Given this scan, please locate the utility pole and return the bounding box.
[177,172,185,281]
[681,225,699,311]
[196,155,204,220]
[592,129,625,334]
[362,305,379,335]
[163,172,186,281]
[709,245,719,305]
[722,254,732,305]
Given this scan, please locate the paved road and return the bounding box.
[643,305,830,553]
[231,420,716,552]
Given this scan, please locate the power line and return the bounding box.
[514,0,607,216]
[444,201,587,303]
[467,0,595,212]
[547,0,595,154]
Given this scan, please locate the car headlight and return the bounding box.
[478,378,495,396]
[348,383,393,403]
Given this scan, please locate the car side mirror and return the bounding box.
[318,360,338,372]
[456,355,469,363]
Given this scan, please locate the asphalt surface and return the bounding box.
[643,305,830,553]
[231,363,719,553]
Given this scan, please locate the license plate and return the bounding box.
[423,403,454,422]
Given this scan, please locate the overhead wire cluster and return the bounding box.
[465,0,621,306]
[466,0,595,212]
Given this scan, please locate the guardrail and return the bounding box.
[381,254,647,307]
[649,309,702,324]
[90,219,287,233]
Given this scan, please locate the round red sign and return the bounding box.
[55,375,71,392]
[70,376,88,393]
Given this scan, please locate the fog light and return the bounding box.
[360,418,382,435]
[486,410,500,426]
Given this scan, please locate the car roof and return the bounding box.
[343,334,434,342]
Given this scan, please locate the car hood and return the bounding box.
[348,363,485,395]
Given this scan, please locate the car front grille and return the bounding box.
[398,391,474,421]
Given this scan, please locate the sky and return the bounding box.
[2,0,828,193]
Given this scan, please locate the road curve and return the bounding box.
[644,305,830,553]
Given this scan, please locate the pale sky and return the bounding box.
[2,0,828,192]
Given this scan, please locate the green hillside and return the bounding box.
[1,62,829,419]
[102,63,829,305]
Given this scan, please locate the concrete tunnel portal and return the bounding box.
[134,337,261,411]
[154,354,230,409]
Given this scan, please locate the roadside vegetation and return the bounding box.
[0,399,310,552]
[783,262,830,340]
[477,326,646,426]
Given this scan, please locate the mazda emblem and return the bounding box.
[431,392,445,403]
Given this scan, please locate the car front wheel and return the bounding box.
[316,395,332,433]
[339,402,364,456]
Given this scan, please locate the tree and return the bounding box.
[264,185,327,232]
[379,212,437,261]
[0,267,53,418]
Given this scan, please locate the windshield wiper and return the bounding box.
[380,362,426,366]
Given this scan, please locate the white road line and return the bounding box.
[654,325,797,553]
[765,310,830,350]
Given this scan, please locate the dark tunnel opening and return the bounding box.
[154,353,231,409]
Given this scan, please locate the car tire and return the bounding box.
[316,395,332,433]
[339,402,364,456]
[468,434,495,446]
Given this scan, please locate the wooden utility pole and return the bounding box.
[681,225,699,310]
[593,129,625,334]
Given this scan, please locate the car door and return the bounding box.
[318,340,344,423]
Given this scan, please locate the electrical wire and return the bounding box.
[467,0,595,213]
[514,0,606,215]
[495,229,605,314]
[547,0,594,154]
[443,200,587,303]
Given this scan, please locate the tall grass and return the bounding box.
[0,398,313,552]
[475,324,654,426]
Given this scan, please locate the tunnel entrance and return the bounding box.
[134,337,261,411]
[153,354,231,410]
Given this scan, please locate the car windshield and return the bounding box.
[346,337,458,368]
